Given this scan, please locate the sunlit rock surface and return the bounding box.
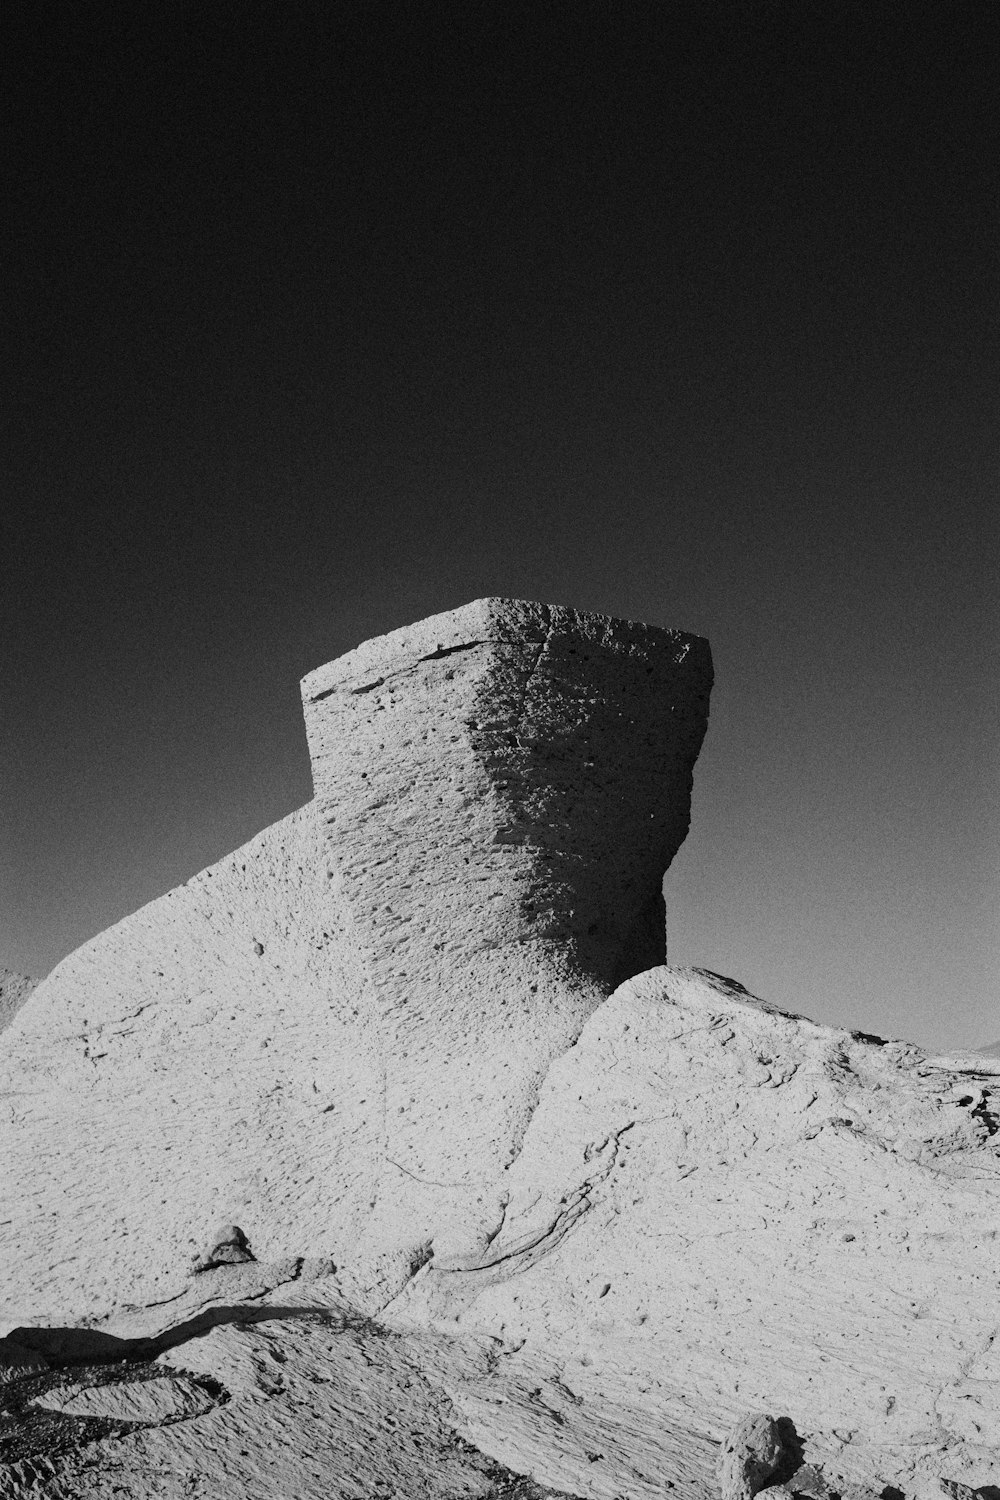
[300,597,712,1263]
[5,601,998,1500]
[0,600,711,1328]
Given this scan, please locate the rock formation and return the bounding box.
[0,600,711,1327]
[0,971,35,1037]
[387,968,1000,1499]
[301,598,712,1244]
[718,1413,785,1500]
[4,598,999,1500]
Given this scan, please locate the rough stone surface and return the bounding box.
[388,967,1000,1500]
[301,598,713,1261]
[12,968,998,1498]
[0,805,372,1327]
[29,1376,215,1424]
[7,600,1000,1500]
[0,599,711,1330]
[0,972,34,1038]
[0,1341,47,1388]
[191,1225,255,1272]
[718,1413,784,1500]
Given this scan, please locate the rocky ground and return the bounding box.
[1,1302,572,1498]
[5,967,1000,1499]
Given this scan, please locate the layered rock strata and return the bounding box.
[0,599,711,1328]
[4,600,1000,1500]
[301,598,713,1203]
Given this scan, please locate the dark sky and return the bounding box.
[3,2,997,1049]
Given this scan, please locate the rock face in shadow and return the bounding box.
[0,599,711,1329]
[0,970,35,1037]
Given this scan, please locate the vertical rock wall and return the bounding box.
[301,598,712,1243]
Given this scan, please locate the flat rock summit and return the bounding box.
[3,598,999,1500]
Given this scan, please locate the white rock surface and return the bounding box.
[388,967,1000,1498]
[0,805,378,1326]
[0,600,711,1329]
[5,600,999,1500]
[10,968,999,1499]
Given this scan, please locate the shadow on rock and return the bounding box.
[7,1303,375,1370]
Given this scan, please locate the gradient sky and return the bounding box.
[3,3,997,1050]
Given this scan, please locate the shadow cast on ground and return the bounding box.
[7,1303,376,1369]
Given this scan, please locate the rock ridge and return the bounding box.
[386,967,1000,1498]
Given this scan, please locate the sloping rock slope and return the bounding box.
[386,966,1000,1499]
[5,969,1000,1500]
[0,1305,575,1500]
[0,600,711,1328]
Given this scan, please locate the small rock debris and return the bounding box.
[719,1412,785,1500]
[192,1224,256,1273]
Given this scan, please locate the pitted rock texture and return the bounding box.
[0,600,710,1330]
[0,807,378,1327]
[302,599,712,1217]
[0,972,35,1038]
[0,1301,575,1500]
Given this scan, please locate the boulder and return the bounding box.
[718,1412,785,1500]
[191,1224,255,1271]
